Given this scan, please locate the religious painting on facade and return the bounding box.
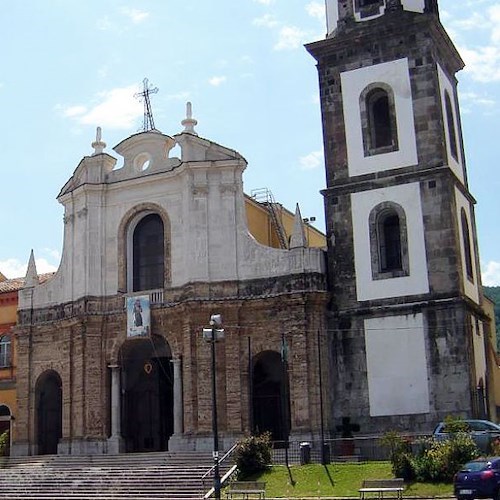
[127,295,150,337]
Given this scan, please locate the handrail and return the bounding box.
[202,443,239,498]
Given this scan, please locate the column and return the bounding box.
[107,364,124,453]
[171,357,183,435]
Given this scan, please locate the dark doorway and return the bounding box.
[252,350,290,442]
[120,335,173,452]
[35,370,62,455]
[0,405,11,456]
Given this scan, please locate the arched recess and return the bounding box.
[35,370,62,455]
[252,350,290,442]
[369,201,409,279]
[0,405,12,456]
[461,208,474,282]
[360,83,399,156]
[117,203,172,294]
[119,335,174,452]
[444,90,459,161]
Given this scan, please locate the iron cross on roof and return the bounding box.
[135,78,159,132]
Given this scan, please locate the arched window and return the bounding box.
[133,214,164,292]
[378,210,402,272]
[0,336,11,368]
[445,91,458,161]
[369,202,409,279]
[361,85,399,156]
[461,208,474,282]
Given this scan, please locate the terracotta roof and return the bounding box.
[0,272,55,294]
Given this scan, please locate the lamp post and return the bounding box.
[203,314,224,499]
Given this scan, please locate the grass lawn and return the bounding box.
[234,462,454,498]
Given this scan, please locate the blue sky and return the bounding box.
[1,0,500,286]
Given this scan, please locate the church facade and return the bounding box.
[12,116,328,456]
[9,0,493,456]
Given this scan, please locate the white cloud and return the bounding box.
[253,0,274,4]
[0,258,58,280]
[120,7,150,24]
[165,91,191,101]
[96,16,114,31]
[482,261,500,286]
[253,14,279,28]
[300,150,324,170]
[208,76,227,87]
[306,1,324,20]
[274,26,307,51]
[459,45,500,82]
[59,84,143,130]
[459,91,496,107]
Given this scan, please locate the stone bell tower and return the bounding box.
[306,0,490,433]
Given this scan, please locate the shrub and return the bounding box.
[234,433,272,479]
[381,431,415,480]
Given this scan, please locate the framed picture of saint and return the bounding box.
[126,295,150,337]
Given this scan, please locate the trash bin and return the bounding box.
[321,442,331,464]
[299,442,311,465]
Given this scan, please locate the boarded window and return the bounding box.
[461,208,474,282]
[445,91,459,161]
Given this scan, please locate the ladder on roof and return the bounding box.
[251,188,288,249]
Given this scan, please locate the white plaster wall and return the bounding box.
[472,318,487,387]
[341,58,418,177]
[437,64,465,183]
[353,0,386,22]
[326,0,339,35]
[351,183,429,301]
[402,0,425,13]
[20,133,326,309]
[365,314,430,416]
[455,187,480,304]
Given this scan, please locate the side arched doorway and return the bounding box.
[120,335,173,452]
[252,350,290,442]
[35,370,62,455]
[0,405,12,455]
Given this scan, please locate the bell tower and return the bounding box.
[307,1,489,432]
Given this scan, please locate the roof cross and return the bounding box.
[134,78,159,132]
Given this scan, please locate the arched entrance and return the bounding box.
[35,370,62,455]
[0,405,12,456]
[120,335,173,452]
[252,350,290,442]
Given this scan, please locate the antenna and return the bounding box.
[134,78,159,132]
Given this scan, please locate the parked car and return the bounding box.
[454,457,500,500]
[433,419,500,453]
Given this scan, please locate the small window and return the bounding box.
[445,91,458,161]
[0,336,11,368]
[361,86,399,156]
[378,211,402,272]
[132,214,164,292]
[461,208,474,282]
[369,203,409,280]
[360,0,380,5]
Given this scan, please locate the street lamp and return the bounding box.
[202,314,224,499]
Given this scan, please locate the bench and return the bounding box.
[226,481,266,499]
[359,478,404,500]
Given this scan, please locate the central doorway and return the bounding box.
[120,335,173,452]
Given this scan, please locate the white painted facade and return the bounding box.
[351,183,429,301]
[437,64,465,183]
[19,128,325,309]
[341,58,418,177]
[365,314,430,416]
[454,186,480,304]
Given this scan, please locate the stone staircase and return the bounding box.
[0,451,231,499]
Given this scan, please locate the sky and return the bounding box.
[1,0,500,285]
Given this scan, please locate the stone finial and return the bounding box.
[24,249,39,288]
[91,126,107,155]
[289,204,308,249]
[181,102,198,135]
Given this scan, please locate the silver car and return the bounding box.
[433,419,500,453]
